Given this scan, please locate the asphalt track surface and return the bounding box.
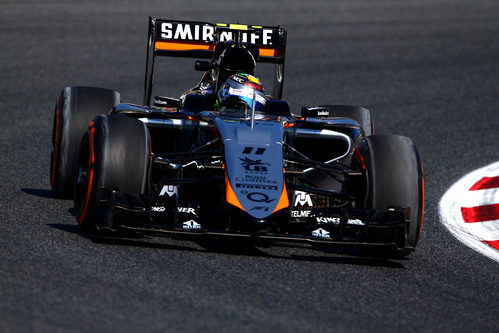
[1,1,498,332]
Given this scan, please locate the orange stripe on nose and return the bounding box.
[272,172,289,213]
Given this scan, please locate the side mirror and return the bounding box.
[195,60,215,71]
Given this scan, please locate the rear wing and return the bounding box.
[143,17,287,105]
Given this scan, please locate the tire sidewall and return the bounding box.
[74,115,151,230]
[361,135,423,249]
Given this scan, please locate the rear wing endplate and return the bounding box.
[143,17,287,105]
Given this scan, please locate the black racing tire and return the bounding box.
[50,86,120,198]
[74,115,151,232]
[320,105,374,136]
[360,135,424,257]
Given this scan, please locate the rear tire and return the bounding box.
[321,105,374,136]
[74,115,151,232]
[360,135,424,257]
[50,86,120,198]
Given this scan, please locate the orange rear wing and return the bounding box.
[144,18,287,105]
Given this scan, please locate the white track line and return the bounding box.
[439,161,499,263]
[461,188,499,207]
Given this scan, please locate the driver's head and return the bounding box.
[216,74,266,112]
[212,43,257,90]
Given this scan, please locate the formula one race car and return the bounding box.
[50,18,424,256]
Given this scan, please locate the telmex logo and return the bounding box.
[294,191,313,207]
[159,23,276,45]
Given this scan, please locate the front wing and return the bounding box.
[91,185,411,252]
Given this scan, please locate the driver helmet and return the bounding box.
[217,74,266,112]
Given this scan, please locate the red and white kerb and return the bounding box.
[440,161,499,262]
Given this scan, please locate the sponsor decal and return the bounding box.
[229,88,243,95]
[220,29,275,45]
[247,192,275,203]
[160,23,215,41]
[159,185,178,197]
[182,220,201,229]
[240,157,269,173]
[291,210,311,218]
[245,81,263,91]
[235,175,277,184]
[316,216,340,224]
[242,147,266,155]
[315,216,366,226]
[236,183,278,190]
[152,206,166,212]
[178,207,197,215]
[158,22,277,46]
[302,107,329,118]
[232,74,246,84]
[294,191,313,207]
[347,218,365,226]
[312,228,330,238]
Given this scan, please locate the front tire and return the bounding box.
[360,135,424,257]
[50,86,120,198]
[74,115,151,232]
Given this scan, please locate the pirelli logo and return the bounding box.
[155,22,279,46]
